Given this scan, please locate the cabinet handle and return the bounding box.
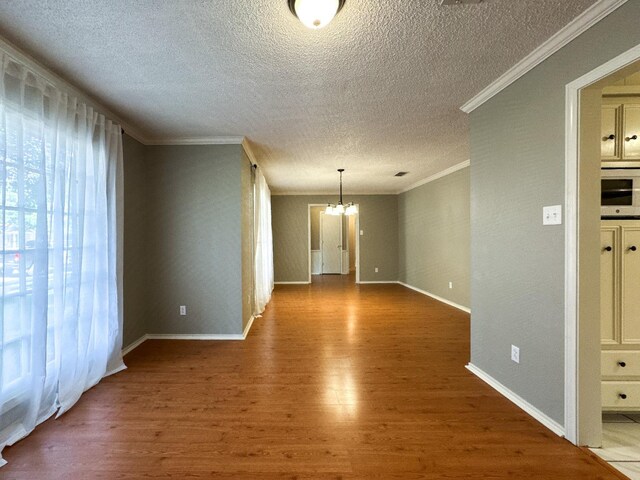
[620,393,628,400]
[627,135,639,141]
[607,134,616,140]
[605,246,612,252]
[630,246,637,252]
[618,361,627,367]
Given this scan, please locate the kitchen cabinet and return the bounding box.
[602,220,640,410]
[602,98,640,165]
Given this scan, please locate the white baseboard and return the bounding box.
[243,315,255,338]
[146,333,246,341]
[275,281,310,285]
[358,280,399,284]
[398,281,470,313]
[122,334,149,356]
[465,363,565,438]
[121,318,256,355]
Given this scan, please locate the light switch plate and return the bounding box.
[543,205,562,226]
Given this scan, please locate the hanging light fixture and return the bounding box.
[326,169,357,216]
[288,0,346,29]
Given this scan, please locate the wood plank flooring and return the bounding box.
[1,275,626,479]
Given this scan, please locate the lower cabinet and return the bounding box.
[602,220,640,411]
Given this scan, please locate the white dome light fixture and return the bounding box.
[288,0,346,29]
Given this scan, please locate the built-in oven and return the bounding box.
[602,169,640,217]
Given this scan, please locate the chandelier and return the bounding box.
[326,169,357,216]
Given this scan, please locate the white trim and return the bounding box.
[0,35,148,144]
[358,280,399,284]
[398,281,471,313]
[243,315,256,339]
[275,281,311,285]
[122,334,149,356]
[146,333,246,341]
[564,42,640,445]
[242,138,259,165]
[460,0,628,113]
[398,160,471,194]
[272,191,394,196]
[466,363,565,437]
[145,136,244,146]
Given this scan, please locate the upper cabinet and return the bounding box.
[602,98,640,166]
[624,105,640,160]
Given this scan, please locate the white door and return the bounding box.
[321,213,342,274]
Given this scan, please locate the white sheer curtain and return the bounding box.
[254,167,273,314]
[0,53,123,466]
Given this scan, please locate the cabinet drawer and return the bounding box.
[602,381,640,409]
[602,351,640,377]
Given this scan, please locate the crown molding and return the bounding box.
[460,0,628,114]
[0,35,149,144]
[241,137,259,165]
[271,191,397,196]
[144,136,244,146]
[398,159,470,194]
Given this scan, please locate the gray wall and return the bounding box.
[398,167,470,308]
[469,1,640,425]
[144,144,245,335]
[272,195,398,282]
[122,134,148,347]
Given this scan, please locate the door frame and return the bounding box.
[565,43,640,445]
[307,203,360,284]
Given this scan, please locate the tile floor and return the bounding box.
[591,414,640,479]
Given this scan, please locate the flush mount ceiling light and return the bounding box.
[326,169,357,216]
[288,0,346,29]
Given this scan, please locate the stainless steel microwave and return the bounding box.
[602,169,640,217]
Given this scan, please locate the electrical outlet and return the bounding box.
[449,282,453,289]
[511,345,520,364]
[543,205,562,225]
[374,267,379,273]
[179,305,187,316]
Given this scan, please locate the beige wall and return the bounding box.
[272,195,398,282]
[398,167,470,308]
[241,150,255,331]
[309,206,324,251]
[348,215,356,272]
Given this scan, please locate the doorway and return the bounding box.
[566,46,640,451]
[308,204,359,283]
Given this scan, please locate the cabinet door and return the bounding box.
[602,104,621,161]
[622,227,640,344]
[602,226,620,344]
[623,105,640,160]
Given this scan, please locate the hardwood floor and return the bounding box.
[2,275,625,479]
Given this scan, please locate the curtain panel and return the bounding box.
[0,53,124,466]
[254,167,273,315]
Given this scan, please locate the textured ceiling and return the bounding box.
[0,0,598,194]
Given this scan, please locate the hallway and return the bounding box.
[1,278,623,478]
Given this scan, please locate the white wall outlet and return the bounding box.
[511,345,520,364]
[360,230,364,236]
[543,205,562,225]
[449,282,453,289]
[374,267,379,273]
[179,305,187,316]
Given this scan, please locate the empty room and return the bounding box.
[1,0,640,478]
